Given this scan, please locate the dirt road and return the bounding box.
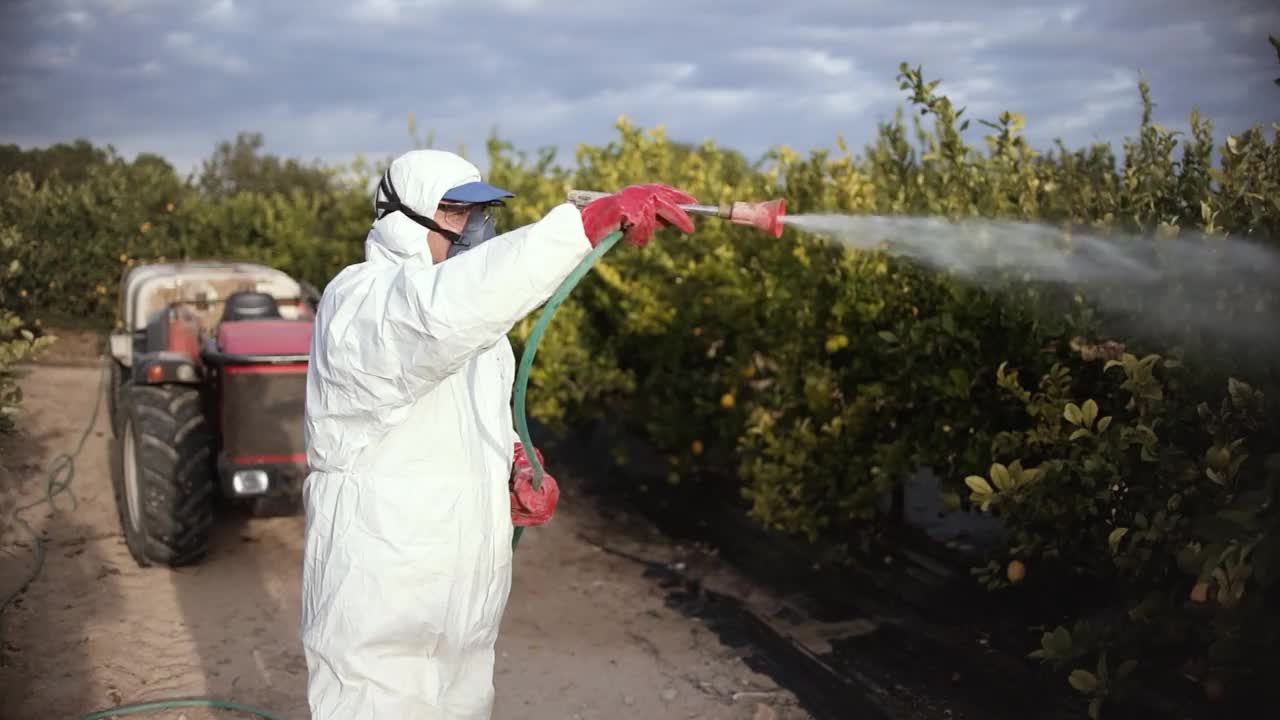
[0,363,808,720]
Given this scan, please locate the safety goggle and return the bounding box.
[438,202,505,244]
[436,200,501,223]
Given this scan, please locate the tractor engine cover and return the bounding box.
[210,320,313,494]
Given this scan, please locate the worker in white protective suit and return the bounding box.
[300,148,696,719]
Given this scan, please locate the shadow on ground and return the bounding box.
[0,389,129,719]
[170,499,307,719]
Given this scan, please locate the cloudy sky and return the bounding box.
[1,0,1277,176]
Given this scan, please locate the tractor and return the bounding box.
[106,260,320,567]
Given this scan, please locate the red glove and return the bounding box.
[579,183,698,247]
[510,442,560,526]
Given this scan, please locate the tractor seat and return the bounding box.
[222,291,282,322]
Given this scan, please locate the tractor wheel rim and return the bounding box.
[123,421,143,533]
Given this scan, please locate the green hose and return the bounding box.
[79,698,284,720]
[511,229,624,549]
[0,358,101,617]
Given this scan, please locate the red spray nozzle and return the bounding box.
[728,199,786,238]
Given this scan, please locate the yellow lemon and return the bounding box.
[1006,559,1026,584]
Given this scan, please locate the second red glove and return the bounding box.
[510,442,560,527]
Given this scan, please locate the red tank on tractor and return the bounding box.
[106,261,319,567]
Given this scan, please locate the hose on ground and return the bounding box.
[0,357,105,616]
[78,698,284,720]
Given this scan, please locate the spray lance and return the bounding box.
[511,189,786,549]
[567,190,787,239]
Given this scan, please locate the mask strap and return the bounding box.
[375,171,462,243]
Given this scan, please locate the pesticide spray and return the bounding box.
[567,189,1277,353]
[778,213,1280,354]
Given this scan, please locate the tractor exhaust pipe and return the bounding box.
[566,189,787,238]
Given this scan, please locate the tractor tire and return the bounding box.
[110,383,216,567]
[107,360,126,436]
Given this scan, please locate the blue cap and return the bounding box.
[441,181,515,204]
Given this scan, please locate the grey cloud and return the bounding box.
[1,0,1276,175]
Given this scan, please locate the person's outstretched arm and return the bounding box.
[376,202,593,398]
[307,185,697,462]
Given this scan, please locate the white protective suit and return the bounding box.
[301,149,593,719]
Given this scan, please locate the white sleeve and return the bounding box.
[363,202,592,403]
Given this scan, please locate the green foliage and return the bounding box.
[0,136,371,324]
[195,131,340,199]
[0,139,130,186]
[3,42,1279,709]
[0,308,55,435]
[974,351,1278,709]
[0,229,56,434]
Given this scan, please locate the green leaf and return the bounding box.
[1082,399,1098,427]
[1227,377,1255,409]
[1197,402,1213,422]
[1097,416,1112,433]
[990,463,1011,491]
[1069,669,1099,694]
[1108,527,1128,551]
[1070,428,1091,441]
[877,330,898,343]
[1064,403,1084,426]
[1051,626,1072,653]
[965,475,994,495]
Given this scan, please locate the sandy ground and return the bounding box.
[0,362,809,720]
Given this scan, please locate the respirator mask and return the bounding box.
[445,205,499,258]
[375,171,503,258]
